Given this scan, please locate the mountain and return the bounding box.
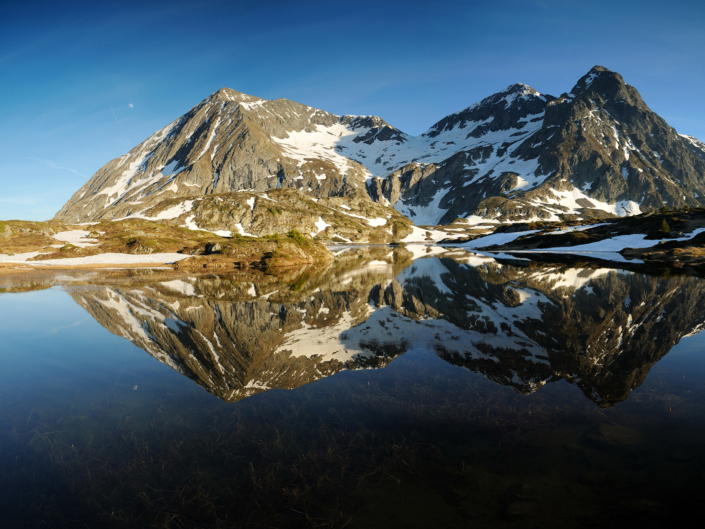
[55,66,705,228]
[370,66,705,224]
[66,249,705,406]
[54,88,409,227]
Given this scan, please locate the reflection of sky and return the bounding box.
[0,287,182,398]
[651,333,705,381]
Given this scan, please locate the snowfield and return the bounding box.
[52,230,99,247]
[460,226,705,263]
[0,252,192,266]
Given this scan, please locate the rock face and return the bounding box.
[66,250,705,406]
[681,134,705,161]
[55,66,705,227]
[138,188,413,243]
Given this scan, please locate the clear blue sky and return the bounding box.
[1,0,704,220]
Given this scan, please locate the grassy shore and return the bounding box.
[0,219,332,272]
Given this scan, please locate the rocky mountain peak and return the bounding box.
[569,65,641,107]
[338,115,408,145]
[209,87,263,105]
[340,115,392,130]
[501,82,542,98]
[423,82,552,139]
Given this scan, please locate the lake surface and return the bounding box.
[1,246,705,528]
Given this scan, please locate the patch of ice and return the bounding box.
[461,230,539,249]
[401,225,449,243]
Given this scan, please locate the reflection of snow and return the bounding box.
[161,279,195,296]
[398,258,453,295]
[528,268,615,291]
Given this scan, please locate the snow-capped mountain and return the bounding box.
[55,88,410,223]
[56,66,705,227]
[370,66,705,224]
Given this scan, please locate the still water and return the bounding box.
[1,246,705,528]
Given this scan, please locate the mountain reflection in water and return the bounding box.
[67,247,705,407]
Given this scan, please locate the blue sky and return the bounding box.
[1,0,704,220]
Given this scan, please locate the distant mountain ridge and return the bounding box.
[55,66,705,228]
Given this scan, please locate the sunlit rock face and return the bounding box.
[54,89,383,223]
[68,249,705,406]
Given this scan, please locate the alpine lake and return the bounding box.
[2,245,705,528]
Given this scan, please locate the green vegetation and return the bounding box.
[569,231,589,241]
[659,219,671,235]
[647,218,672,239]
[287,229,307,245]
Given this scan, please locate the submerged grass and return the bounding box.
[2,358,705,528]
[0,367,563,528]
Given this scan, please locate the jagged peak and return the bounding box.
[449,82,547,118]
[501,82,541,96]
[207,87,264,105]
[590,65,611,73]
[423,82,551,138]
[340,115,399,131]
[571,65,631,97]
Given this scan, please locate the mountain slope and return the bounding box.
[56,67,705,228]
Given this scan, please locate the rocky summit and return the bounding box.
[55,66,705,231]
